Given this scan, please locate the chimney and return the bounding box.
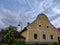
[27,22,30,29]
[17,24,22,32]
[18,24,20,26]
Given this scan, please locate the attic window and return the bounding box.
[39,25,41,27]
[47,26,49,28]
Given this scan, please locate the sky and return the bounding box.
[0,0,60,29]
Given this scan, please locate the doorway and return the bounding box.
[58,37,60,43]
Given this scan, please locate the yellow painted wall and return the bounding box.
[21,13,58,43]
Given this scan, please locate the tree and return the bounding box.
[1,25,17,44]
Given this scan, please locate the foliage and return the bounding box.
[0,42,60,45]
[0,25,20,44]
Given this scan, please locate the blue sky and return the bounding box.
[0,0,60,29]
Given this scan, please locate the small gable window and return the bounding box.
[43,34,46,39]
[39,25,41,27]
[47,26,49,28]
[34,34,37,39]
[50,35,53,40]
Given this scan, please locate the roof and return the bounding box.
[20,13,47,34]
[20,27,27,34]
[20,13,56,34]
[57,28,60,32]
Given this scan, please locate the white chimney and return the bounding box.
[17,24,22,32]
[27,22,30,29]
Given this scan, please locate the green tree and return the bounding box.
[2,25,17,44]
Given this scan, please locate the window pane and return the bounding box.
[50,35,53,39]
[34,34,37,39]
[47,26,49,28]
[43,34,46,39]
[39,25,41,27]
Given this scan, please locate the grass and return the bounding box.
[0,42,60,45]
[0,43,8,45]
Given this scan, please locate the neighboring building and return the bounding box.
[57,28,60,36]
[20,13,59,43]
[57,28,60,43]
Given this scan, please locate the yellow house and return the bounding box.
[20,13,59,43]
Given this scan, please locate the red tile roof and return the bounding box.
[57,28,60,32]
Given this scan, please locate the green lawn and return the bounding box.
[0,42,60,45]
[0,43,8,45]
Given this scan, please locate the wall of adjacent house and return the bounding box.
[57,32,60,37]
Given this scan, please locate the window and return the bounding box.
[47,26,49,28]
[39,25,41,27]
[50,35,53,40]
[43,34,46,39]
[34,34,37,39]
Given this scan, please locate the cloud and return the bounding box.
[0,0,60,29]
[51,16,60,28]
[0,8,18,28]
[52,7,60,14]
[0,0,54,29]
[44,0,60,28]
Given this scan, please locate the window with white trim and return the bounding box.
[50,35,53,40]
[43,34,46,39]
[34,34,37,39]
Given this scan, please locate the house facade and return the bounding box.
[20,13,59,43]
